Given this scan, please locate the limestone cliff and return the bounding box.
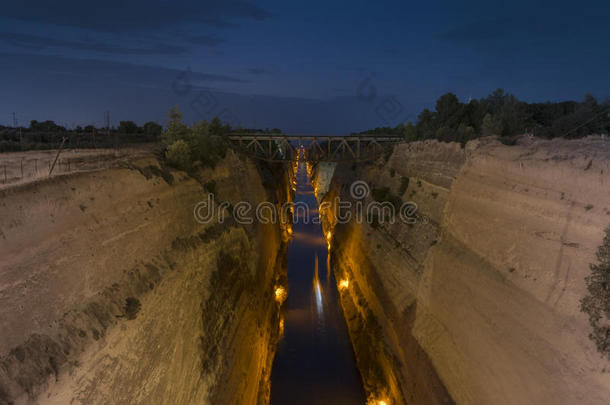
[0,151,290,404]
[318,136,610,405]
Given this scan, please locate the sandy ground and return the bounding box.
[0,145,158,190]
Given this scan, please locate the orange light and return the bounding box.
[274,286,287,304]
[339,279,349,290]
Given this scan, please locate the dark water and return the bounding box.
[270,158,366,405]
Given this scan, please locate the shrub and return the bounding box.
[165,140,192,171]
[124,297,141,320]
[580,227,610,359]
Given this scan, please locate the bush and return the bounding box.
[165,140,192,171]
[124,297,141,320]
[581,227,610,359]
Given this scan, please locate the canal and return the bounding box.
[270,153,366,404]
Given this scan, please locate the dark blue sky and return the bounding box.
[1,0,609,133]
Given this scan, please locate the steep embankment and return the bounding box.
[316,136,610,405]
[0,151,290,404]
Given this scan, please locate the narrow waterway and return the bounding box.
[270,155,366,404]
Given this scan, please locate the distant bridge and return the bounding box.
[227,134,404,162]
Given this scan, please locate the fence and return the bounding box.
[0,130,159,153]
[0,148,150,188]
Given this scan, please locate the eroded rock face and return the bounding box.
[0,151,289,404]
[318,136,610,405]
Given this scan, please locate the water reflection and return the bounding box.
[270,154,365,405]
[313,252,324,319]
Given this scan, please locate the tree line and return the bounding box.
[357,89,610,144]
[23,119,163,136]
[0,119,164,152]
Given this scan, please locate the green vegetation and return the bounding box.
[165,140,192,171]
[581,227,610,359]
[0,118,163,152]
[161,106,230,170]
[357,90,609,144]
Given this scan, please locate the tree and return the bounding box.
[143,121,162,138]
[165,140,192,171]
[191,119,228,167]
[481,113,502,136]
[497,95,528,136]
[118,120,139,134]
[403,121,417,142]
[485,88,507,114]
[456,123,475,144]
[210,116,223,135]
[416,108,435,139]
[435,93,463,129]
[29,120,65,132]
[162,106,189,145]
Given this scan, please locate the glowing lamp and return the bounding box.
[274,286,287,304]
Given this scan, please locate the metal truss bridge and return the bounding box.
[227,134,403,162]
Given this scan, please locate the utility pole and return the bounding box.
[105,110,116,150]
[104,111,110,137]
[13,112,22,151]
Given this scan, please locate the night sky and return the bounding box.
[1,0,609,134]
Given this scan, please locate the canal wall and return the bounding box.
[0,151,291,404]
[316,136,610,404]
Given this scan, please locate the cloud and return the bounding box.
[0,52,247,86]
[0,32,187,55]
[1,0,272,32]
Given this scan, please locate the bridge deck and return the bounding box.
[227,134,402,142]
